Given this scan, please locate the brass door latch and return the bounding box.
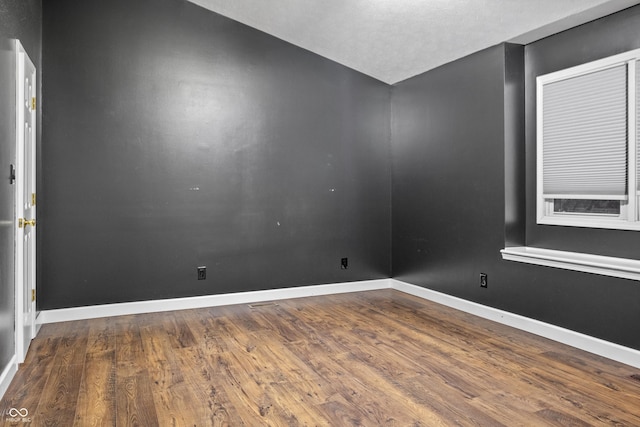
[18,218,36,228]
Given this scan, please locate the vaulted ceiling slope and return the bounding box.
[186,0,640,84]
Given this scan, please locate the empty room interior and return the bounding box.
[2,0,640,424]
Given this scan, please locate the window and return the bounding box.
[537,49,640,230]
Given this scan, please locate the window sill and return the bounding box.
[500,246,640,281]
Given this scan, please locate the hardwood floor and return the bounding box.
[2,289,640,426]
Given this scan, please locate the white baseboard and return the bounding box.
[0,355,18,402]
[391,279,640,369]
[39,279,392,324]
[36,277,640,370]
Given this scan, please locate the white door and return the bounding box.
[15,40,37,363]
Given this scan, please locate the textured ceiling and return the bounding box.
[186,0,640,84]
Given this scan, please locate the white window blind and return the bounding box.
[542,65,628,199]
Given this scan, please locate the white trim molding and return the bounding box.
[39,279,392,324]
[36,277,640,370]
[392,279,640,369]
[501,246,640,281]
[0,355,18,402]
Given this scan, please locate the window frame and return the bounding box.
[537,48,639,231]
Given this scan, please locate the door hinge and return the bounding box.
[32,193,36,206]
[31,289,35,302]
[31,97,36,111]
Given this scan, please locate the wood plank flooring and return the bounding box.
[2,289,640,426]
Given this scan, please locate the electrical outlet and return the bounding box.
[480,273,488,288]
[197,266,206,280]
[341,257,348,269]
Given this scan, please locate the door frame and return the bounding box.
[14,40,37,364]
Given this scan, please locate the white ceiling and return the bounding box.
[186,0,640,84]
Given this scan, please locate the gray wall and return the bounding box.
[392,44,520,310]
[0,0,41,383]
[41,0,391,309]
[392,6,640,350]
